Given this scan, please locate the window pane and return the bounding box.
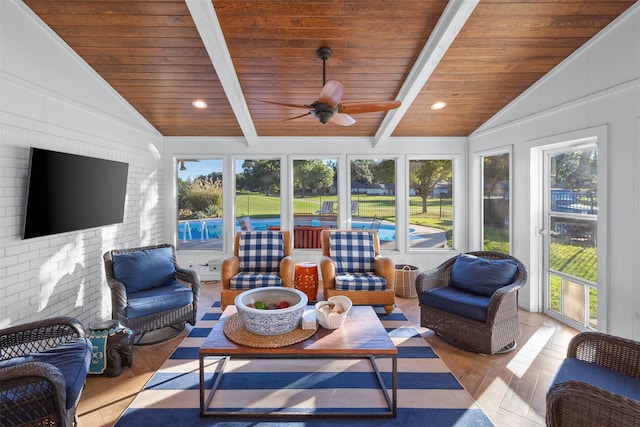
[549,217,597,282]
[483,153,510,253]
[549,273,562,313]
[408,159,452,249]
[235,159,281,231]
[293,159,337,248]
[549,148,598,214]
[563,279,585,324]
[177,159,223,250]
[350,159,396,250]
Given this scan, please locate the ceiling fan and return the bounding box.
[253,47,401,126]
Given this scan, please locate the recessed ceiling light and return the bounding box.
[430,101,447,110]
[192,100,208,109]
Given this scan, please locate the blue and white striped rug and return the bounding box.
[115,302,494,426]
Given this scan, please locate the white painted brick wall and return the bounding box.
[0,2,164,329]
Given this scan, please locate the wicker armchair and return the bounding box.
[415,251,527,354]
[221,231,295,309]
[103,243,200,344]
[0,317,92,427]
[546,332,640,427]
[320,229,395,315]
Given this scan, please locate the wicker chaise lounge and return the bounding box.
[415,251,527,354]
[546,331,640,427]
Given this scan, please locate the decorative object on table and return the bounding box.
[294,262,319,301]
[0,317,92,427]
[88,320,134,377]
[415,251,527,354]
[223,312,316,348]
[234,287,308,335]
[395,263,419,298]
[320,229,396,315]
[546,331,640,427]
[221,231,294,310]
[103,243,200,345]
[315,295,352,329]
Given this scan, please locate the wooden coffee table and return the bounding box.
[199,305,397,418]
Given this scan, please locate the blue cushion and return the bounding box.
[335,273,387,291]
[551,358,640,401]
[329,231,375,273]
[112,246,177,293]
[450,253,518,297]
[126,282,193,319]
[422,286,491,322]
[229,273,283,290]
[0,338,91,410]
[238,231,283,273]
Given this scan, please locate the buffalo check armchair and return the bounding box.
[221,231,295,309]
[320,229,395,315]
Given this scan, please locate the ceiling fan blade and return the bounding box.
[283,112,312,122]
[330,113,356,126]
[252,99,309,110]
[338,100,401,114]
[318,80,344,108]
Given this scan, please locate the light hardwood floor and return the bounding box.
[78,281,578,426]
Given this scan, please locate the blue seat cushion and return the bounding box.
[449,253,518,297]
[230,273,283,290]
[550,358,640,401]
[335,273,387,291]
[126,281,193,319]
[238,231,284,272]
[112,246,177,293]
[0,337,92,410]
[422,286,491,322]
[329,231,375,273]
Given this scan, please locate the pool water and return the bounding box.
[178,218,410,242]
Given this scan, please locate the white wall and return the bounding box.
[0,2,164,328]
[469,3,640,339]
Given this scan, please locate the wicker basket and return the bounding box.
[395,264,419,298]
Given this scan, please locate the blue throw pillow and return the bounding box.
[450,253,518,297]
[112,246,177,293]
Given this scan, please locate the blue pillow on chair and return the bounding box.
[329,231,375,274]
[450,253,518,297]
[112,246,177,293]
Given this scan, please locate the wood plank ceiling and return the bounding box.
[22,0,636,142]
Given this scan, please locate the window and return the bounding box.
[350,158,396,250]
[292,159,338,248]
[234,158,281,230]
[408,159,453,249]
[177,159,223,250]
[482,153,510,253]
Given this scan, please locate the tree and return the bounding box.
[483,153,509,198]
[293,160,334,194]
[351,160,375,184]
[240,159,280,195]
[551,149,597,190]
[372,159,396,185]
[409,160,452,213]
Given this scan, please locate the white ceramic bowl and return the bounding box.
[315,296,352,329]
[235,287,308,335]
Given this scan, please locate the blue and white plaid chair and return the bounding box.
[221,231,294,309]
[320,230,395,314]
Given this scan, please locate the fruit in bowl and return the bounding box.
[315,296,352,329]
[235,287,308,335]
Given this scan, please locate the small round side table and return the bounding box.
[295,262,319,302]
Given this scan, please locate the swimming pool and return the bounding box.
[178,217,410,242]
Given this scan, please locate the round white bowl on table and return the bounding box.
[234,287,308,335]
[315,295,352,329]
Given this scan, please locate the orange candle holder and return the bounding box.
[295,262,319,302]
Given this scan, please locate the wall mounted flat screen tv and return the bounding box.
[23,148,129,239]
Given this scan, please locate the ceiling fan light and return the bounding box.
[192,100,208,109]
[431,101,447,110]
